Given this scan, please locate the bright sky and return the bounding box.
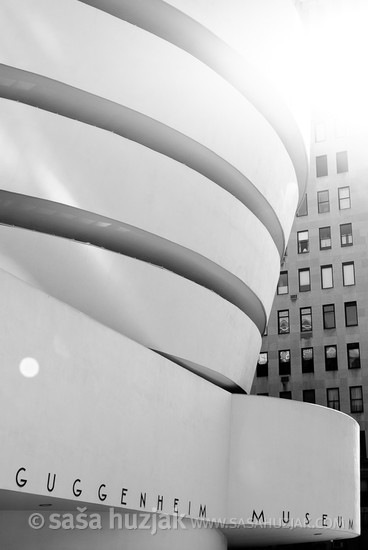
[303,0,368,124]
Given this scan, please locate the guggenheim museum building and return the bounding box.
[0,0,360,548]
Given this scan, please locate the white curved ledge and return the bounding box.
[0,98,281,321]
[0,191,268,336]
[0,227,262,392]
[78,0,308,201]
[0,64,287,257]
[0,0,302,253]
[226,396,360,545]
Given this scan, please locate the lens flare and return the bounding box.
[19,357,40,378]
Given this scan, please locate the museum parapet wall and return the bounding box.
[0,1,360,548]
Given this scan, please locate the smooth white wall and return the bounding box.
[226,396,360,544]
[0,229,261,391]
[0,0,299,241]
[164,0,310,150]
[0,268,231,518]
[0,100,280,319]
[0,512,227,550]
[0,271,360,547]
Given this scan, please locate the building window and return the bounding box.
[342,262,355,286]
[279,350,291,375]
[298,268,311,292]
[327,388,340,410]
[256,352,268,377]
[360,432,367,459]
[279,391,292,399]
[315,122,326,142]
[296,194,308,217]
[316,155,328,177]
[278,310,290,334]
[277,271,288,295]
[335,119,346,138]
[321,265,333,289]
[318,190,330,213]
[336,150,348,173]
[347,343,361,369]
[323,304,336,329]
[303,389,315,404]
[301,347,314,373]
[345,301,358,327]
[340,223,353,246]
[319,226,331,250]
[350,386,364,414]
[297,230,309,254]
[325,345,338,371]
[300,307,312,332]
[338,186,351,209]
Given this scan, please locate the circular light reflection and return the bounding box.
[19,357,40,378]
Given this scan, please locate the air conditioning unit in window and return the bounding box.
[290,294,297,301]
[281,376,289,383]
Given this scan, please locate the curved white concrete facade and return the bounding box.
[79,0,310,202]
[0,100,280,322]
[0,0,299,243]
[0,227,261,392]
[0,1,359,548]
[226,396,360,546]
[0,270,360,548]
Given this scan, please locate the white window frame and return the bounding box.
[321,265,333,289]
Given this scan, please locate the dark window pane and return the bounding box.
[340,223,353,246]
[361,432,367,459]
[300,307,312,332]
[323,304,336,329]
[319,226,331,249]
[327,388,340,410]
[280,391,292,399]
[325,345,338,371]
[297,230,309,253]
[318,190,330,213]
[279,350,291,375]
[316,155,328,177]
[350,386,363,413]
[301,347,314,373]
[345,301,358,327]
[297,194,308,217]
[347,343,360,369]
[303,389,315,403]
[337,150,348,173]
[278,310,290,334]
[277,271,288,295]
[256,352,268,377]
